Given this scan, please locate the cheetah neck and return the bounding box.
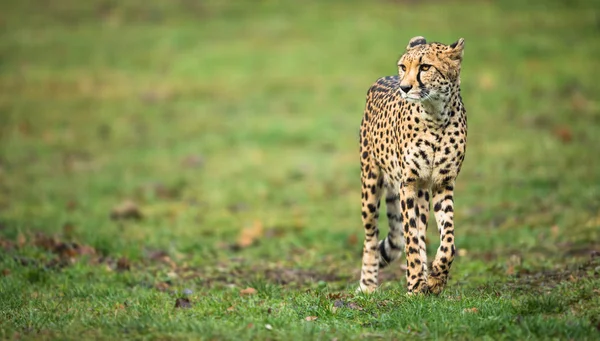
[418,89,460,128]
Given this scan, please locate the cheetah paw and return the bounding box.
[406,284,429,296]
[357,282,377,294]
[427,276,447,295]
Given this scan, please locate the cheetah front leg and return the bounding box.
[416,189,430,279]
[358,162,383,293]
[402,183,428,294]
[428,183,457,294]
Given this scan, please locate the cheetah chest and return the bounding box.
[404,120,465,186]
[373,112,466,186]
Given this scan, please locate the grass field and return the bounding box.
[1,0,600,339]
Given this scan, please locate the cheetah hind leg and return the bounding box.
[378,186,405,268]
[358,167,384,294]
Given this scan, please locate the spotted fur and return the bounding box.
[359,36,467,295]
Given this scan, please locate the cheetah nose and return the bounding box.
[400,85,412,94]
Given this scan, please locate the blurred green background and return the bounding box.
[1,0,598,255]
[1,0,600,339]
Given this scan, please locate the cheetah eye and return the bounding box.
[420,64,431,71]
[399,64,406,72]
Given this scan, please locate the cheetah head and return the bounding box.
[397,36,464,103]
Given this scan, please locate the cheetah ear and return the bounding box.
[446,38,465,61]
[406,36,427,49]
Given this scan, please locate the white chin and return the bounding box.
[403,96,421,102]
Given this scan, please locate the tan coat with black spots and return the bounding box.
[359,36,467,295]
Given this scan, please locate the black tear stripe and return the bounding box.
[416,69,425,89]
[433,66,446,79]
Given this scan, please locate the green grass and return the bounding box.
[1,0,600,339]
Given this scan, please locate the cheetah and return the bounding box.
[358,36,467,295]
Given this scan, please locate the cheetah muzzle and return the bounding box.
[358,36,467,295]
